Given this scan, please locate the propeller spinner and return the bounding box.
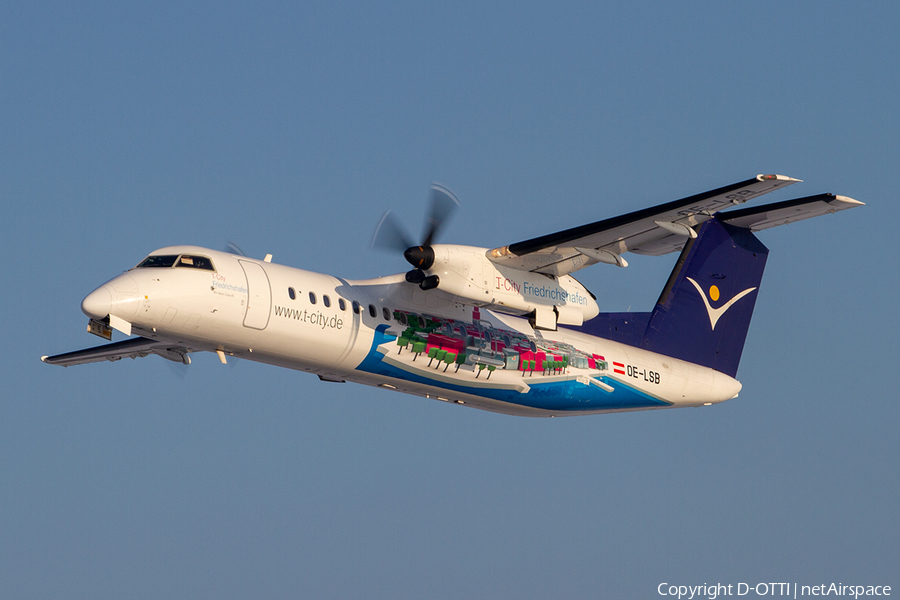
[370,184,460,289]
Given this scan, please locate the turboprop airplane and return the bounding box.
[42,175,862,417]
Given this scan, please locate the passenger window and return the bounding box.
[323,295,331,308]
[382,307,391,320]
[338,298,346,311]
[352,301,361,314]
[288,287,296,300]
[368,304,377,318]
[309,292,317,304]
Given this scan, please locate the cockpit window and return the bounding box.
[135,254,215,270]
[136,255,179,268]
[176,255,214,270]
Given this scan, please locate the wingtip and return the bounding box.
[833,194,865,206]
[757,174,803,184]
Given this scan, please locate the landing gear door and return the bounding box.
[239,260,272,330]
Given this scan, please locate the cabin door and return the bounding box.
[239,260,272,330]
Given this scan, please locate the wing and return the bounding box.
[487,174,801,276]
[42,337,192,366]
[717,193,864,231]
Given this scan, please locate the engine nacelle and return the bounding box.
[421,244,599,330]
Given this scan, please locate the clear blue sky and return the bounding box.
[2,1,897,598]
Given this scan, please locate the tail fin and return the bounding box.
[638,218,768,377]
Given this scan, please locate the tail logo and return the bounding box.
[686,277,757,331]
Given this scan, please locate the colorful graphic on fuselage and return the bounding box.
[353,310,671,413]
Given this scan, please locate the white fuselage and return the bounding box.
[83,246,741,417]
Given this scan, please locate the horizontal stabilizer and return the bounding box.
[718,193,864,231]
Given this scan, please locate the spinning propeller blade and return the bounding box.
[370,184,460,262]
[370,184,460,287]
[422,183,460,247]
[370,210,415,253]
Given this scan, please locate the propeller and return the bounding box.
[371,211,414,254]
[370,184,460,290]
[422,183,459,247]
[225,241,247,256]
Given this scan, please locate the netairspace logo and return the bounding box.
[657,582,892,599]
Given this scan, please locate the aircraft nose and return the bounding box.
[81,286,112,320]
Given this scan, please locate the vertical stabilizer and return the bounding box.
[639,218,769,377]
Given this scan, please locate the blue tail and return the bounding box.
[578,218,768,377]
[639,218,768,377]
